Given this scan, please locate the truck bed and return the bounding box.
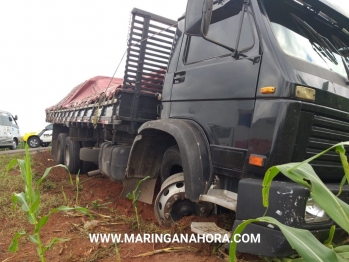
[46,8,177,134]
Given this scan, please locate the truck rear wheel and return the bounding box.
[64,137,81,174]
[55,133,68,164]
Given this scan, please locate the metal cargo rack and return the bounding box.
[46,8,177,135]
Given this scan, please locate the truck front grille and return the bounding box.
[300,109,349,181]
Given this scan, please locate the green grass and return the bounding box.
[0,153,25,220]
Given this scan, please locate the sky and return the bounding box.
[0,0,187,134]
[0,0,348,135]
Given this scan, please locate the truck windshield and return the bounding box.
[263,0,349,78]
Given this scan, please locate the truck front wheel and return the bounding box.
[64,137,81,174]
[154,173,213,226]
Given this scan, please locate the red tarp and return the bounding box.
[46,76,123,111]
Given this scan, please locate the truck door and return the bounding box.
[169,0,261,174]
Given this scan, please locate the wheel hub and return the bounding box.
[154,173,213,226]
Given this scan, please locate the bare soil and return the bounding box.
[0,151,260,262]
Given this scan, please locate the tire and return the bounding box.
[160,145,183,183]
[55,133,68,164]
[28,136,40,148]
[64,137,81,174]
[9,139,17,150]
[80,147,100,163]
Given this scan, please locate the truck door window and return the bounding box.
[185,0,254,64]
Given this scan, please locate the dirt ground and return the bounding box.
[0,151,260,262]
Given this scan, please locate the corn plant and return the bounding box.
[230,142,349,262]
[7,144,91,262]
[126,176,150,231]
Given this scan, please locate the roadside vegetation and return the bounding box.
[5,142,349,261]
[0,149,215,261]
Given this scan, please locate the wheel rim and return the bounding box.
[29,138,39,147]
[154,173,213,226]
[12,140,16,149]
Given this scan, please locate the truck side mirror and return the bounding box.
[14,115,18,121]
[185,0,213,36]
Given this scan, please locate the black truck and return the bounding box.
[46,0,349,257]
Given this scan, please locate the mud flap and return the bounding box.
[120,177,157,204]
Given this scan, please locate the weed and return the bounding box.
[7,144,92,262]
[41,179,56,191]
[126,176,150,231]
[61,186,68,205]
[91,200,112,209]
[114,242,121,262]
[75,173,80,206]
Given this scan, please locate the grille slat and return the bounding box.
[304,111,349,181]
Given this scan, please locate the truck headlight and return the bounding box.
[305,198,330,223]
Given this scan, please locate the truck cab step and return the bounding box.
[199,188,238,211]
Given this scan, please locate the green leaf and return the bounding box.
[27,213,36,224]
[17,159,27,185]
[6,158,18,174]
[56,206,74,212]
[323,225,336,246]
[35,215,50,234]
[12,192,29,212]
[262,162,349,233]
[37,164,72,186]
[30,192,40,214]
[43,238,70,253]
[230,217,346,262]
[126,192,133,200]
[29,234,38,244]
[74,206,94,219]
[8,230,26,252]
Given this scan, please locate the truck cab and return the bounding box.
[125,0,349,256]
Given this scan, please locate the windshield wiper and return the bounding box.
[291,14,338,65]
[331,35,349,84]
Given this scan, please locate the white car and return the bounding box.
[23,124,53,148]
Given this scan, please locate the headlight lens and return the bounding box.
[305,198,330,223]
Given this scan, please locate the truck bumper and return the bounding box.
[233,178,349,257]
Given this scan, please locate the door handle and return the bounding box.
[173,71,186,84]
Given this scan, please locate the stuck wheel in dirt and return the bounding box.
[64,137,81,174]
[28,136,40,148]
[56,133,68,164]
[154,173,213,227]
